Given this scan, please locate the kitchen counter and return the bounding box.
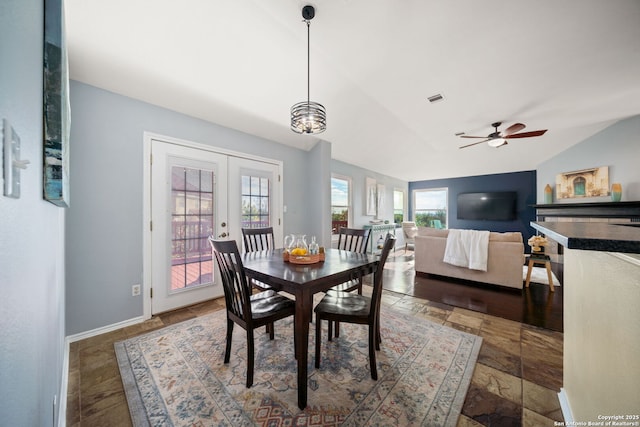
[531,221,640,254]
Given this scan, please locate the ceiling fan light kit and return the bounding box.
[458,121,548,149]
[487,139,507,148]
[290,5,326,135]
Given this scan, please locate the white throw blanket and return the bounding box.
[443,229,490,271]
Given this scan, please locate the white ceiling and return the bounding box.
[65,0,640,182]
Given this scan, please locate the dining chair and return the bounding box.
[209,237,296,388]
[329,227,371,294]
[241,227,275,292]
[401,221,418,253]
[242,226,275,252]
[314,234,396,380]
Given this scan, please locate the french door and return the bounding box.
[146,137,282,315]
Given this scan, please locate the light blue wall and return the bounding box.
[66,81,331,335]
[537,115,640,203]
[308,141,333,248]
[0,0,66,425]
[331,159,408,228]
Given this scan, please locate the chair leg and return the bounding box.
[246,329,255,388]
[315,316,322,369]
[335,321,340,338]
[269,322,275,340]
[224,319,234,363]
[369,325,378,380]
[293,315,298,360]
[327,320,333,341]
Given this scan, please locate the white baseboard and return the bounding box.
[66,315,145,343]
[558,388,574,424]
[57,337,70,427]
[59,316,145,426]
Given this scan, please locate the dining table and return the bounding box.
[242,247,379,409]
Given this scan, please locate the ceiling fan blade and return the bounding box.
[504,129,548,139]
[459,139,490,149]
[503,123,526,136]
[460,135,490,139]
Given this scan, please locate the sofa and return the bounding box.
[414,228,525,289]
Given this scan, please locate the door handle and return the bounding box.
[219,232,228,238]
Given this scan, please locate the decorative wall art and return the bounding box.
[377,183,385,217]
[43,0,70,207]
[366,177,377,216]
[555,166,609,199]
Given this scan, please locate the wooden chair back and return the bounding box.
[369,234,396,321]
[242,227,275,252]
[337,227,370,254]
[209,238,252,325]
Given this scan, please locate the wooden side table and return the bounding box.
[525,253,555,292]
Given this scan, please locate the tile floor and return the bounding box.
[66,253,564,426]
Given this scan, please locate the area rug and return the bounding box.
[115,307,482,427]
[522,265,561,286]
[384,249,415,272]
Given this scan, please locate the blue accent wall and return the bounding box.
[409,170,537,248]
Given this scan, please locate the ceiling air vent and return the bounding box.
[427,94,444,103]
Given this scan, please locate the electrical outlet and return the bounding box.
[132,284,141,297]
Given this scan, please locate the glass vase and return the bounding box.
[611,183,622,202]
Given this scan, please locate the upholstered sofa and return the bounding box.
[414,228,525,289]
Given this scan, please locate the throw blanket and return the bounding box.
[443,229,490,271]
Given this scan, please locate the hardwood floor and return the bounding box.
[382,253,563,332]
[66,250,564,426]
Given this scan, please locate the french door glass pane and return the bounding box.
[241,174,270,228]
[171,166,214,290]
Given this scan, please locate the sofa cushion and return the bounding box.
[488,232,523,243]
[417,227,449,238]
[417,227,522,243]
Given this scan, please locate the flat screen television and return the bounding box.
[457,191,517,221]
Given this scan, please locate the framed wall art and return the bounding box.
[43,0,70,207]
[366,177,377,216]
[555,166,609,199]
[376,183,385,217]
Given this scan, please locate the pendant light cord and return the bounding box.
[306,19,310,105]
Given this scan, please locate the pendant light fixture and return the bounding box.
[290,5,326,134]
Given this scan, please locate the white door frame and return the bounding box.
[142,132,284,320]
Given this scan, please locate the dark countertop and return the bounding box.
[531,221,640,254]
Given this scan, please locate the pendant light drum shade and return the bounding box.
[290,5,326,135]
[291,101,326,134]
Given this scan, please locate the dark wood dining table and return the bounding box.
[242,248,379,409]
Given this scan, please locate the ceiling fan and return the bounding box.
[459,122,548,149]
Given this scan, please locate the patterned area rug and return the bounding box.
[115,307,482,427]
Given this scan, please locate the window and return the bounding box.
[413,188,448,228]
[393,189,405,224]
[331,175,351,234]
[241,175,271,228]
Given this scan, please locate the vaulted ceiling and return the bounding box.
[65,0,640,181]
